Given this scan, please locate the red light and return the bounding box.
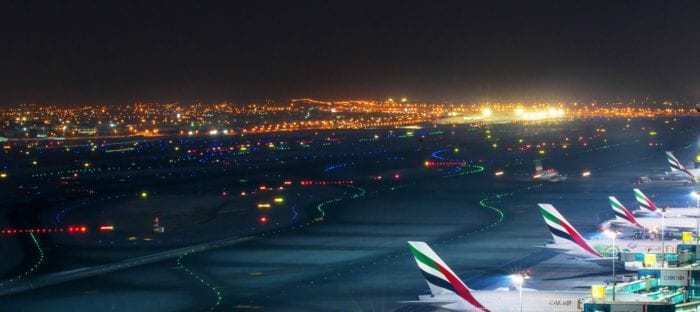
[259,185,267,191]
[283,180,293,185]
[258,215,269,225]
[394,173,400,179]
[66,225,88,234]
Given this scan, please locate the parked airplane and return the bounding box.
[635,152,697,186]
[603,196,699,236]
[665,151,700,183]
[632,188,700,219]
[406,241,587,311]
[539,204,675,258]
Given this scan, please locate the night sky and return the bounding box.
[2,1,700,105]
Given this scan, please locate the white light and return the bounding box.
[510,274,524,285]
[603,230,618,239]
[691,191,699,199]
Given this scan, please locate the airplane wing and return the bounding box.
[583,257,616,264]
[533,245,569,252]
[399,299,460,304]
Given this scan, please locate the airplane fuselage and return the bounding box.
[534,169,567,182]
[605,217,700,235]
[634,208,700,219]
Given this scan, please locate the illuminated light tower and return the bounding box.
[692,191,700,260]
[661,206,666,268]
[510,273,529,312]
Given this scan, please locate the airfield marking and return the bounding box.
[175,253,223,312]
[0,233,45,287]
[314,185,366,222]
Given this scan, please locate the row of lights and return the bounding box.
[423,160,467,168]
[0,224,116,236]
[299,180,354,186]
[1,225,87,235]
[493,170,592,177]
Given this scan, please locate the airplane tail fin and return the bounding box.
[534,159,543,172]
[407,241,489,311]
[667,151,689,173]
[609,196,643,229]
[538,204,602,258]
[667,151,696,183]
[633,188,657,212]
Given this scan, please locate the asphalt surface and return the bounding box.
[2,119,700,311]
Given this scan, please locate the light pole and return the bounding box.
[604,230,618,302]
[661,207,666,268]
[692,192,700,261]
[510,273,528,312]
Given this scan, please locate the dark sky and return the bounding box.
[2,1,700,105]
